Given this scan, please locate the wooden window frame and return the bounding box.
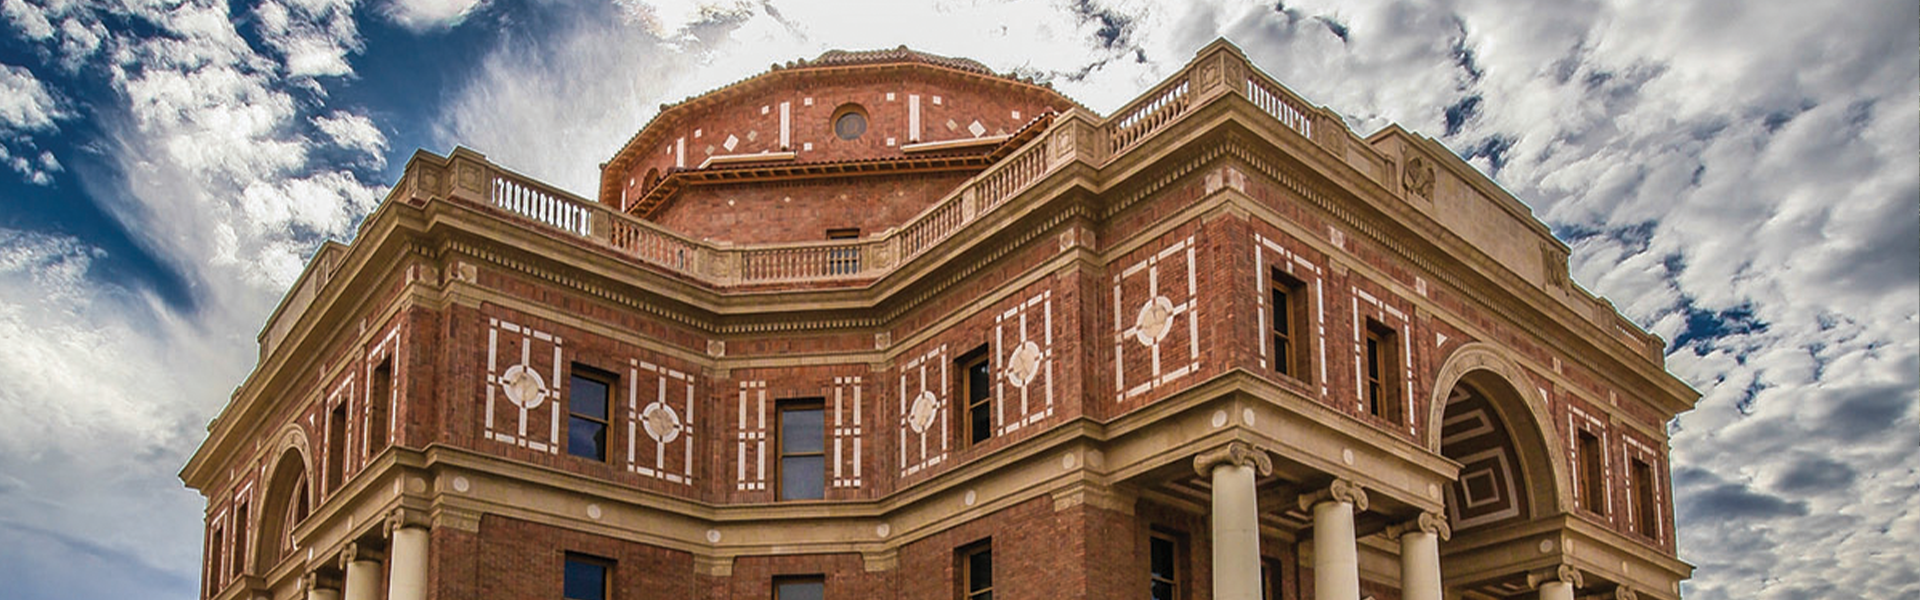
[958,539,993,600]
[1363,319,1401,423]
[1148,529,1184,600]
[1577,429,1607,515]
[956,346,993,447]
[776,399,827,501]
[325,401,347,494]
[1632,457,1658,538]
[1270,269,1310,381]
[774,574,826,600]
[563,552,614,600]
[567,364,616,462]
[368,358,393,457]
[231,501,249,578]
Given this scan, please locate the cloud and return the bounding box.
[253,0,362,79]
[0,64,63,132]
[379,0,487,32]
[314,110,390,166]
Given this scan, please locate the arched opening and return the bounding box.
[1438,375,1541,532]
[254,448,312,570]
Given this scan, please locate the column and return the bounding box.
[1193,442,1274,600]
[386,508,431,600]
[1298,479,1368,600]
[338,543,382,600]
[302,572,340,600]
[1384,512,1450,600]
[1528,564,1583,600]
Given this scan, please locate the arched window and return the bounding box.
[256,448,312,569]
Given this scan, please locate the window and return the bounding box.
[958,347,992,446]
[778,400,826,500]
[563,553,611,600]
[826,228,860,275]
[1578,430,1606,515]
[1270,269,1309,380]
[1261,558,1283,600]
[775,575,825,600]
[232,502,248,578]
[208,526,224,590]
[568,366,613,461]
[325,401,347,493]
[1632,457,1658,538]
[281,475,309,559]
[1149,532,1181,600]
[959,540,993,600]
[368,359,392,456]
[832,104,867,140]
[1363,319,1401,422]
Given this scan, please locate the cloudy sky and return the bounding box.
[0,0,1912,598]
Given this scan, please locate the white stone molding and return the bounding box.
[899,345,949,476]
[734,381,768,492]
[1425,342,1571,514]
[1114,235,1199,402]
[995,289,1054,435]
[483,318,563,454]
[629,359,695,485]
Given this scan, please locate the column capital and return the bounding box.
[337,542,385,570]
[301,572,340,592]
[1297,478,1369,513]
[1383,511,1452,542]
[1612,588,1639,600]
[1527,563,1584,590]
[1193,440,1273,478]
[383,506,430,537]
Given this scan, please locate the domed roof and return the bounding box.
[795,46,995,76]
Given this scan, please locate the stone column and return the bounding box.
[386,509,431,600]
[1193,442,1274,600]
[1383,512,1451,600]
[302,572,340,600]
[338,543,383,600]
[1298,479,1369,600]
[1527,564,1583,600]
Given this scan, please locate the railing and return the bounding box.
[492,175,591,237]
[1246,75,1312,139]
[1108,79,1190,150]
[740,242,874,280]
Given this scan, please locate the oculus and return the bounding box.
[1005,341,1043,388]
[1133,296,1176,346]
[641,402,683,444]
[908,390,939,433]
[500,364,548,409]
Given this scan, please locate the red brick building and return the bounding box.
[182,41,1696,600]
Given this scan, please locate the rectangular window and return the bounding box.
[325,401,347,492]
[208,526,224,591]
[1270,269,1309,380]
[563,553,611,600]
[959,540,992,600]
[231,503,248,578]
[368,359,392,456]
[1632,457,1658,538]
[774,575,825,600]
[568,366,613,461]
[1578,430,1606,514]
[958,347,992,446]
[778,400,826,500]
[826,228,861,275]
[1363,319,1401,422]
[1149,531,1181,600]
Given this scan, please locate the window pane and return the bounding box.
[563,558,607,600]
[571,376,608,420]
[1151,581,1175,600]
[968,360,990,401]
[781,455,825,500]
[783,408,824,454]
[1150,536,1174,579]
[776,579,824,600]
[970,402,991,444]
[968,548,992,591]
[569,418,606,460]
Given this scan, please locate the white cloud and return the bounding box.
[254,0,361,78]
[380,0,487,32]
[314,110,389,166]
[0,64,62,132]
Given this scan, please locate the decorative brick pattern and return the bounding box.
[735,380,768,492]
[484,318,563,454]
[1114,235,1199,403]
[628,359,695,485]
[995,290,1054,435]
[898,344,949,477]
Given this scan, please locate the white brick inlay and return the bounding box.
[1352,285,1414,434]
[629,359,695,485]
[899,345,949,477]
[484,318,563,454]
[1255,234,1329,397]
[996,290,1055,435]
[1114,236,1199,402]
[735,381,768,491]
[832,376,865,488]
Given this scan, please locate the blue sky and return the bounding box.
[0,1,1913,598]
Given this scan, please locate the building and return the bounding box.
[180,40,1697,600]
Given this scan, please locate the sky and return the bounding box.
[0,0,1912,598]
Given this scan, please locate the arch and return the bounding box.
[1426,343,1570,517]
[253,423,314,571]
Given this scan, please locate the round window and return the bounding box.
[833,106,867,140]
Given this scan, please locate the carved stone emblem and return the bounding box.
[499,364,548,409]
[1404,155,1436,199]
[1005,341,1043,388]
[1133,296,1176,346]
[907,390,939,433]
[641,402,683,444]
